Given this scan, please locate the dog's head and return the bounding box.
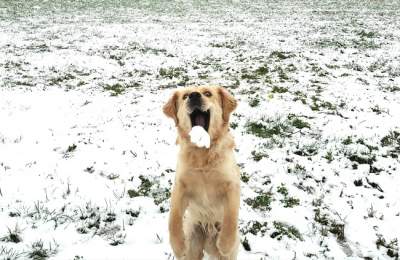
[163,86,237,145]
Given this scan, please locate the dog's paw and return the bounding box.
[216,232,237,256]
[170,234,186,258]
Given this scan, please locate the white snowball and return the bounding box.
[189,126,210,148]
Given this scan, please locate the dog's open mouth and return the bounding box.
[190,109,210,132]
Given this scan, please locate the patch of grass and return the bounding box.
[382,84,400,93]
[310,96,336,111]
[76,203,101,233]
[198,72,208,79]
[159,67,187,79]
[314,208,346,241]
[376,235,399,258]
[49,73,75,86]
[277,184,300,208]
[357,30,377,38]
[245,120,289,139]
[348,154,376,165]
[66,144,77,153]
[109,232,126,246]
[104,83,125,96]
[294,182,315,194]
[286,63,297,72]
[329,222,345,241]
[103,212,116,223]
[276,66,290,81]
[107,173,119,180]
[368,58,387,72]
[254,65,269,75]
[0,225,22,243]
[239,87,260,95]
[326,63,340,69]
[271,86,288,93]
[152,187,171,206]
[324,151,334,163]
[269,51,294,60]
[265,74,273,84]
[287,163,306,175]
[0,246,23,260]
[27,240,59,260]
[369,165,383,174]
[245,191,273,211]
[314,208,329,226]
[230,122,238,129]
[127,189,141,198]
[240,172,250,183]
[140,45,170,55]
[352,38,380,49]
[251,150,268,162]
[354,179,363,187]
[288,115,310,129]
[8,211,21,217]
[243,221,268,236]
[127,175,153,197]
[381,131,400,147]
[314,38,346,49]
[345,61,363,72]
[281,197,300,208]
[311,65,329,77]
[77,80,86,87]
[342,136,353,145]
[248,96,260,107]
[127,175,171,206]
[242,237,251,251]
[209,41,235,49]
[241,74,258,80]
[293,91,307,104]
[271,221,303,241]
[312,198,323,207]
[137,175,152,195]
[294,143,319,156]
[125,209,140,218]
[241,68,262,81]
[356,138,378,152]
[371,105,386,115]
[277,184,288,196]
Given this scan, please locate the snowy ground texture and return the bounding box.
[1,0,400,259]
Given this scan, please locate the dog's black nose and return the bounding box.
[188,91,202,109]
[189,92,201,100]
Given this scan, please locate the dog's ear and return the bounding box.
[163,91,179,125]
[218,87,237,124]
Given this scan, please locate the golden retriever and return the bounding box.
[163,86,240,260]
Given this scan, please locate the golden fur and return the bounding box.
[163,86,240,260]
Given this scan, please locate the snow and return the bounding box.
[1,0,400,259]
[189,126,211,148]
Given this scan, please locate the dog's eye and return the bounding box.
[183,93,189,100]
[204,91,212,97]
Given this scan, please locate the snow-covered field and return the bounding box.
[1,0,400,259]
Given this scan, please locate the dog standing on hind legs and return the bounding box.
[163,86,241,260]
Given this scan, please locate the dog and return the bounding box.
[163,86,240,260]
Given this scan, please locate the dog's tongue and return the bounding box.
[194,114,206,128]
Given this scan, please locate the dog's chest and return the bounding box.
[192,180,219,204]
[185,169,225,221]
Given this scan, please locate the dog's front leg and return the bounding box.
[169,181,188,258]
[217,182,240,257]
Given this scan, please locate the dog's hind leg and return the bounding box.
[204,231,239,260]
[182,222,206,260]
